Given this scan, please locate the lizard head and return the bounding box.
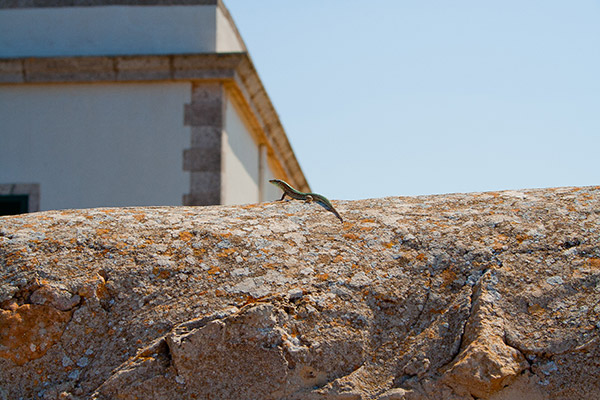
[269,179,299,195]
[269,179,287,189]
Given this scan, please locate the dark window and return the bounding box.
[0,195,29,216]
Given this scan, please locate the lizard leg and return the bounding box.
[279,193,287,201]
[304,194,313,203]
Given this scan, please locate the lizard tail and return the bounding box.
[314,199,343,223]
[331,209,343,223]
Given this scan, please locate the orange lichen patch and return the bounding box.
[384,242,395,249]
[316,273,329,281]
[333,255,345,263]
[207,266,220,275]
[440,268,457,288]
[239,296,274,309]
[179,231,194,242]
[4,249,27,267]
[416,253,426,261]
[515,234,529,244]
[492,234,508,251]
[359,226,374,232]
[343,233,360,241]
[95,228,111,236]
[216,248,236,258]
[152,268,170,280]
[528,304,545,316]
[192,248,207,259]
[317,254,332,264]
[132,214,146,222]
[496,234,509,242]
[341,221,357,230]
[0,304,72,366]
[241,203,261,209]
[288,325,300,338]
[160,269,173,279]
[78,277,108,299]
[429,307,447,315]
[360,218,376,223]
[588,258,600,269]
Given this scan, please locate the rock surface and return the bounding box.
[1,186,599,399]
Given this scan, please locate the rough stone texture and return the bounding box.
[182,82,225,207]
[1,186,599,399]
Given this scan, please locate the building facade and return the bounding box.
[0,0,309,214]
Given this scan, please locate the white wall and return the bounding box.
[215,6,245,53]
[263,165,283,202]
[221,96,282,205]
[0,5,244,58]
[0,82,191,210]
[222,96,259,205]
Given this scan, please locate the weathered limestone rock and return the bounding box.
[441,271,530,397]
[1,186,599,399]
[0,303,72,366]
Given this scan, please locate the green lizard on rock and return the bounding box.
[269,179,343,223]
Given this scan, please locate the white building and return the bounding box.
[0,0,309,215]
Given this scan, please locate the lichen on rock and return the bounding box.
[1,186,599,399]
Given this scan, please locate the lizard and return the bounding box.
[269,179,343,223]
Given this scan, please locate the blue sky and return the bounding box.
[225,1,600,200]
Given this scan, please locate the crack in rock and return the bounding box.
[440,270,529,398]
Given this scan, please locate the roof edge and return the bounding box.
[0,0,219,8]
